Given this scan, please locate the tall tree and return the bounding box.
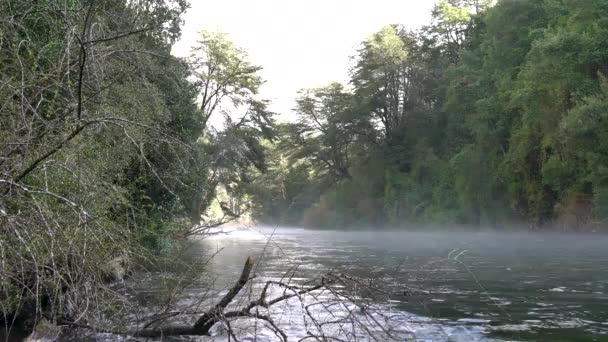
[352,25,424,143]
[290,83,354,181]
[187,31,273,226]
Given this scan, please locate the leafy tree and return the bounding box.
[185,31,273,226]
[190,31,263,129]
[290,83,354,181]
[250,0,608,231]
[0,0,274,331]
[352,25,425,142]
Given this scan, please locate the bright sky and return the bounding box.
[172,0,437,120]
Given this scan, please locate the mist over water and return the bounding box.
[196,226,608,341]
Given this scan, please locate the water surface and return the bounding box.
[195,227,608,341]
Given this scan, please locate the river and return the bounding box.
[184,226,608,341]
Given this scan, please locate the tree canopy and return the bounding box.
[247,0,608,231]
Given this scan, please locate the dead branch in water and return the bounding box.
[64,257,330,339]
[66,256,406,341]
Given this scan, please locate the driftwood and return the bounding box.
[63,254,422,342]
[66,256,340,340]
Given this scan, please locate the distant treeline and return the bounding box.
[247,0,608,230]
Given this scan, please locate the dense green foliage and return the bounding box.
[2,0,608,335]
[249,0,608,230]
[0,0,271,328]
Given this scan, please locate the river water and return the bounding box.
[190,226,608,341]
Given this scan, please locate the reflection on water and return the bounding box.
[194,227,608,341]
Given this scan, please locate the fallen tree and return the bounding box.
[61,256,408,341]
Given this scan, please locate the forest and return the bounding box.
[1,0,608,340]
[247,0,608,231]
[0,0,274,337]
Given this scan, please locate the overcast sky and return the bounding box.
[172,0,437,121]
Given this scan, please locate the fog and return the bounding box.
[197,226,608,340]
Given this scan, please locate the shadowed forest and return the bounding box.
[1,0,608,340]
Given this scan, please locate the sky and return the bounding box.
[172,0,437,121]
